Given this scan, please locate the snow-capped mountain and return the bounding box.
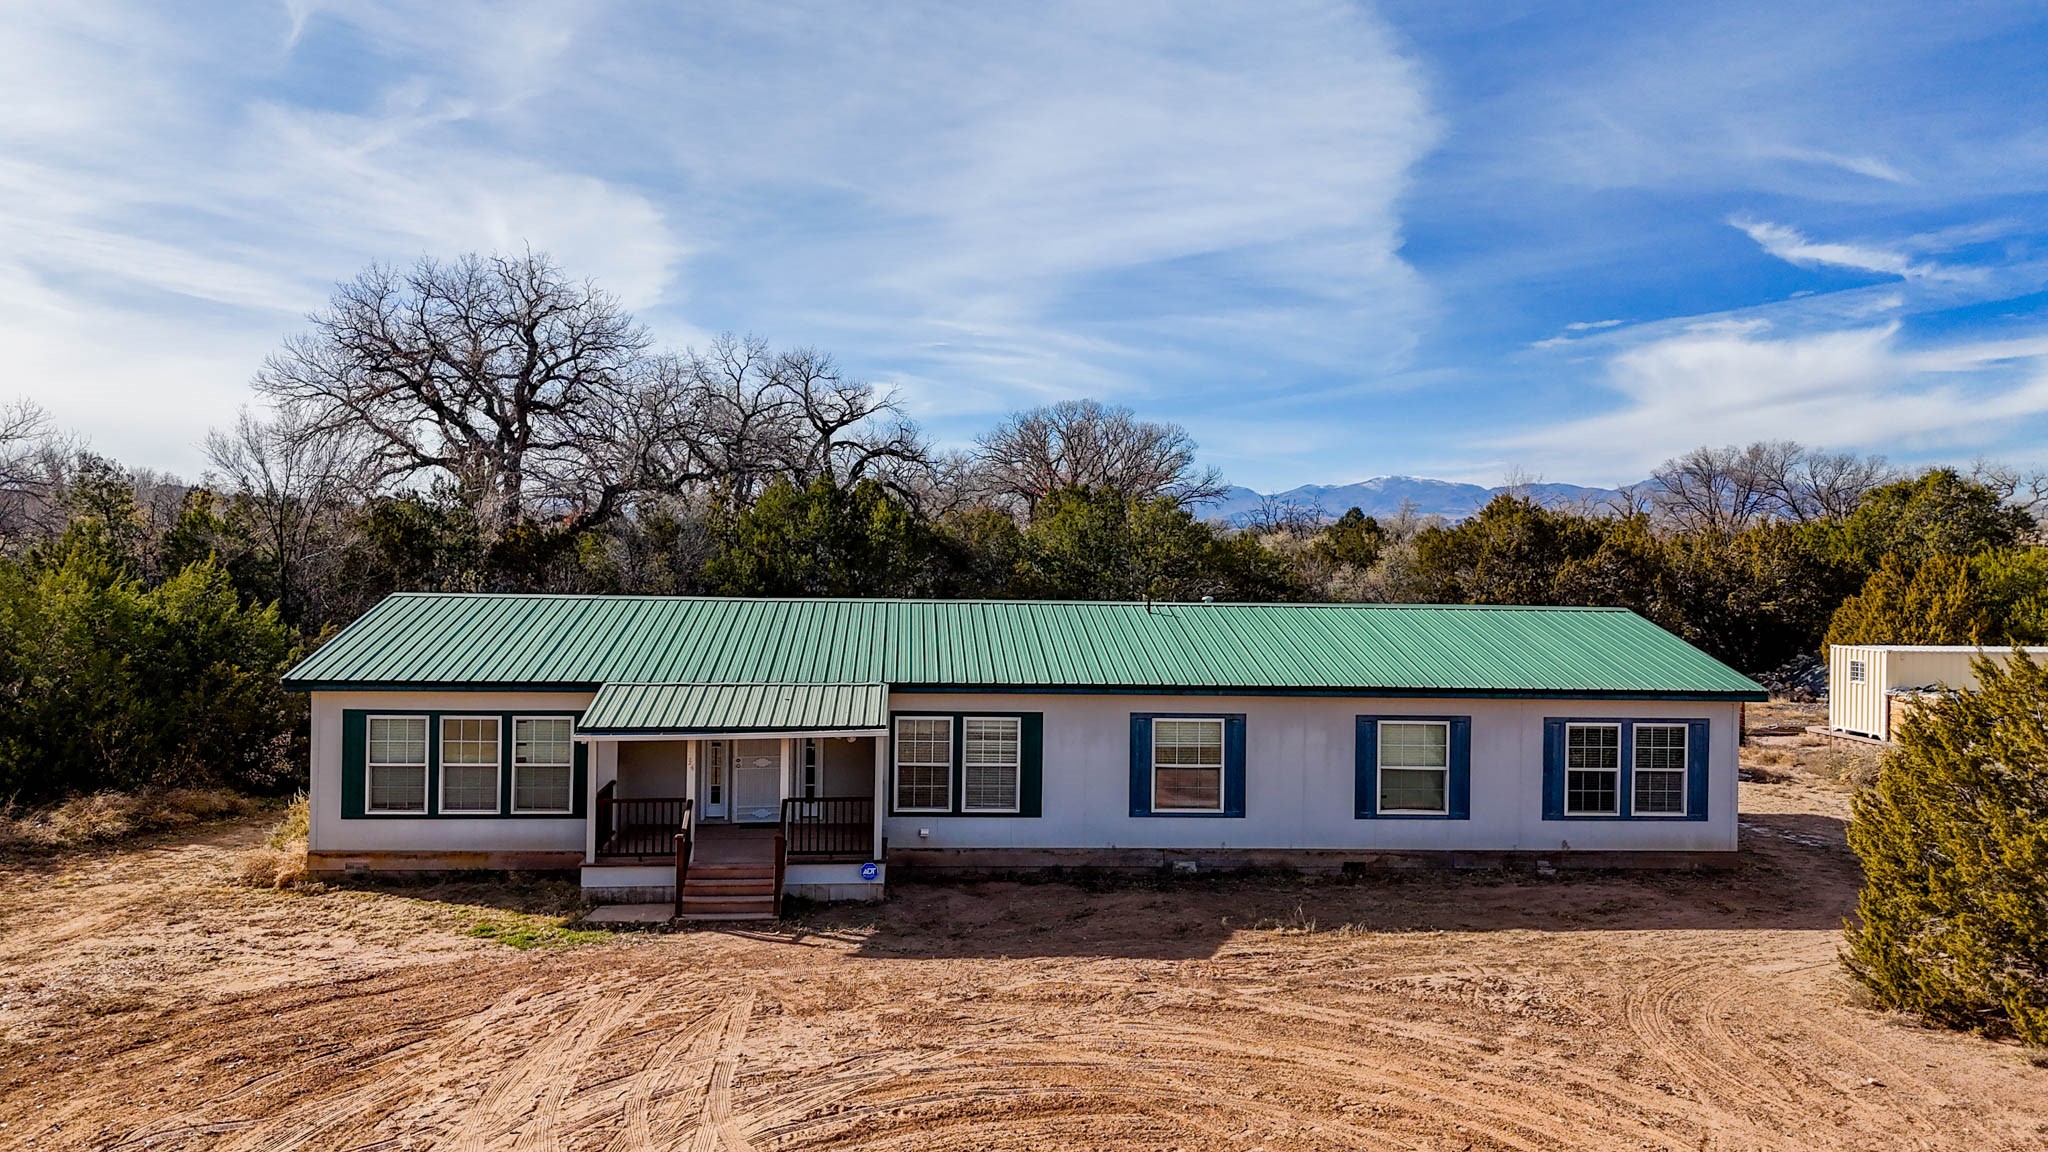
[1201,477,1625,525]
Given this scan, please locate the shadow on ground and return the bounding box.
[808,813,1858,961]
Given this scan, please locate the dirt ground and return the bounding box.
[2,703,2042,1151]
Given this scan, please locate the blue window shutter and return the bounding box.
[1020,712,1044,818]
[1223,714,1247,818]
[1447,716,1472,820]
[1354,717,1378,818]
[1541,718,1565,820]
[1686,719,1710,822]
[341,710,367,818]
[1129,715,1152,817]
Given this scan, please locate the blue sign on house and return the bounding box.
[860,861,879,881]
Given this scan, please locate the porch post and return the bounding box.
[872,729,887,862]
[582,739,604,865]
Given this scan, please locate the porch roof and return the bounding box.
[577,681,889,737]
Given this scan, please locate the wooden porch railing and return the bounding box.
[596,781,692,858]
[673,818,694,921]
[780,797,874,860]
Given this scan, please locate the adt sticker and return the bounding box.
[859,861,879,881]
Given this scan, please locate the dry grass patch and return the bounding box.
[235,793,311,889]
[0,787,264,855]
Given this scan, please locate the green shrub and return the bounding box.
[1844,651,2048,1045]
[0,542,306,803]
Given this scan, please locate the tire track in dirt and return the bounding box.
[689,991,759,1152]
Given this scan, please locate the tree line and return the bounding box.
[3,249,2047,803]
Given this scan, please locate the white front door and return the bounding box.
[730,739,782,823]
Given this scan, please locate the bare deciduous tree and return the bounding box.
[205,403,377,622]
[1785,449,1894,520]
[1647,441,1892,532]
[648,334,928,510]
[0,400,66,545]
[253,251,665,540]
[1971,457,2048,535]
[974,399,1226,515]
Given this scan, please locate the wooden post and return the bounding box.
[772,831,787,918]
[672,819,692,922]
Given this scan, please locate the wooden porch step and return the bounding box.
[686,864,775,879]
[680,911,779,922]
[685,878,777,896]
[679,898,777,920]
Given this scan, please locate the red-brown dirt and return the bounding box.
[1,707,2041,1150]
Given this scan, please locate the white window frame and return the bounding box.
[800,737,820,799]
[1630,722,1689,818]
[1848,659,1867,683]
[365,714,429,815]
[510,715,576,815]
[436,715,501,815]
[893,716,954,813]
[960,716,1023,814]
[1376,719,1451,815]
[1151,717,1226,814]
[1563,722,1622,817]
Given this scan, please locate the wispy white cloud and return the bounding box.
[0,1,1438,476]
[1497,319,2048,481]
[1731,217,1973,282]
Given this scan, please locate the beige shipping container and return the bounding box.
[1828,645,2048,741]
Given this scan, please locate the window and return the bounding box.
[704,741,726,807]
[438,717,501,813]
[1848,659,1867,683]
[1377,720,1449,813]
[801,738,820,798]
[512,717,574,813]
[894,717,952,811]
[366,716,428,813]
[1564,723,1621,815]
[1152,718,1225,812]
[1632,723,1688,816]
[962,717,1021,812]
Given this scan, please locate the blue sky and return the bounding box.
[4,2,2047,489]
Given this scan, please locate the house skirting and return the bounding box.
[306,849,586,875]
[885,846,1739,875]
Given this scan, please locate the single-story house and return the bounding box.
[282,594,1765,918]
[1827,643,2048,742]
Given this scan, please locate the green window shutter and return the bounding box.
[1019,712,1043,818]
[1128,714,1153,817]
[573,736,589,818]
[341,710,367,819]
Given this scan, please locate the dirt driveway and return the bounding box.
[1,722,2042,1150]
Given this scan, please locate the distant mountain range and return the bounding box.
[1202,477,1626,525]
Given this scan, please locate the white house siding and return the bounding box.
[615,740,689,796]
[308,690,597,860]
[881,693,1741,856]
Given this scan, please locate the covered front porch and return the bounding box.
[575,683,890,914]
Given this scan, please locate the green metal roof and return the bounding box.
[285,594,1764,699]
[579,682,888,735]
